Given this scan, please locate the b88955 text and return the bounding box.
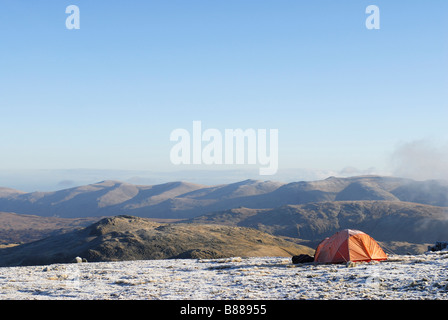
[224,304,266,315]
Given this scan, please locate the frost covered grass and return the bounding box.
[1,252,448,300]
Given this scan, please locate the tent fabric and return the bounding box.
[314,229,387,264]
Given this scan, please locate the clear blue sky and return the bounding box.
[0,1,447,184]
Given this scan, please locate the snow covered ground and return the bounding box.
[1,251,448,300]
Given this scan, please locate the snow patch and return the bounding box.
[1,252,448,300]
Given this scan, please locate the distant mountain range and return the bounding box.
[1,175,448,258]
[1,175,448,219]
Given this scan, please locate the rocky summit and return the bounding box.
[0,215,314,267]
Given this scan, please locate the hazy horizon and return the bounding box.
[0,165,427,193]
[0,167,380,192]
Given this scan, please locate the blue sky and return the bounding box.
[0,1,447,188]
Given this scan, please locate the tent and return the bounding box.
[314,229,387,264]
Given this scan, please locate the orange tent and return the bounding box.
[314,229,387,264]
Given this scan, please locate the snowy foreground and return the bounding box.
[1,251,448,300]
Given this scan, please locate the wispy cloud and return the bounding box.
[389,139,448,181]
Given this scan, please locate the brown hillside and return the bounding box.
[186,201,448,254]
[0,215,314,267]
[0,212,100,245]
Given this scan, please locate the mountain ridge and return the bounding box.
[185,200,448,253]
[0,175,447,219]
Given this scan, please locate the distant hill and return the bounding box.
[0,212,100,245]
[0,175,447,219]
[0,215,314,267]
[185,201,448,254]
[0,187,26,197]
